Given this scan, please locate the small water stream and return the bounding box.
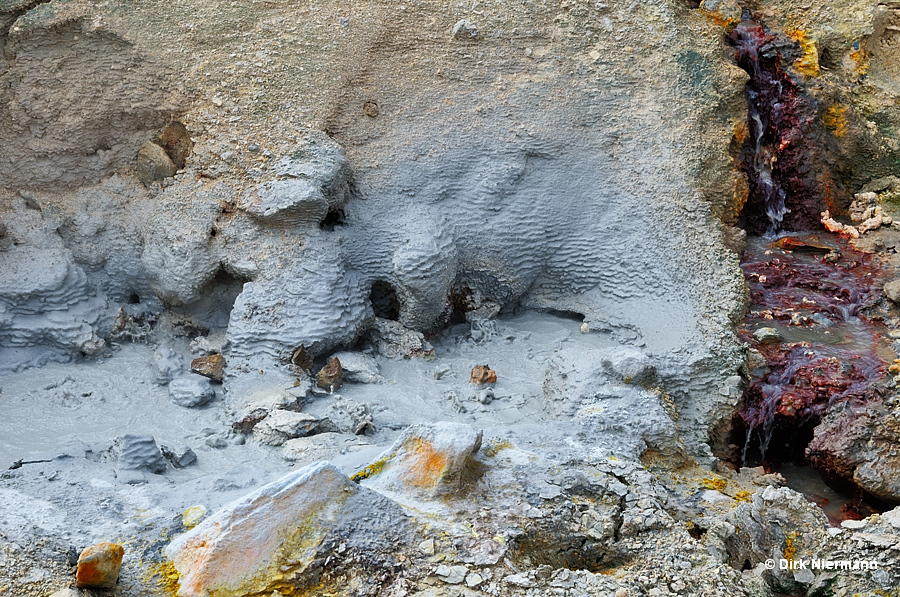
[728,18,893,519]
[736,234,888,463]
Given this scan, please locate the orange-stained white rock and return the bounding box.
[75,542,124,589]
[164,461,357,597]
[355,422,482,497]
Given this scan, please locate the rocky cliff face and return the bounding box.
[2,0,900,596]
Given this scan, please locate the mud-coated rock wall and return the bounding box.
[11,0,893,455]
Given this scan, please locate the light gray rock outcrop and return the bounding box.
[169,374,216,408]
[116,434,166,474]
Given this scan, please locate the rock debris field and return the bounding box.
[3,0,900,596]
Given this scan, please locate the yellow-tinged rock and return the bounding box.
[181,505,207,529]
[785,28,820,77]
[699,0,741,27]
[165,462,358,597]
[75,542,124,589]
[355,422,482,496]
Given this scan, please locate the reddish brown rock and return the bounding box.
[317,357,343,390]
[469,364,496,385]
[76,542,124,589]
[191,353,225,381]
[290,345,312,370]
[807,402,900,503]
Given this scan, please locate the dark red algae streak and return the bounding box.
[728,20,823,235]
[736,235,889,465]
[726,15,894,519]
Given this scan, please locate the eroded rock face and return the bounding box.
[0,0,753,459]
[807,400,900,503]
[0,9,187,189]
[727,486,829,591]
[356,422,482,497]
[165,461,411,597]
[0,204,109,373]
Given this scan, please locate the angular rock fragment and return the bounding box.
[169,374,216,407]
[252,410,319,446]
[165,462,409,597]
[316,356,343,390]
[367,317,435,359]
[230,388,305,433]
[76,542,124,589]
[136,141,177,185]
[117,434,166,474]
[436,564,468,584]
[469,364,496,385]
[290,344,312,370]
[752,327,781,344]
[320,396,375,435]
[451,19,477,39]
[884,279,900,304]
[190,353,225,381]
[160,444,197,468]
[354,422,482,496]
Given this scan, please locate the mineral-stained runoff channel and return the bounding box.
[732,234,891,520]
[727,16,896,520]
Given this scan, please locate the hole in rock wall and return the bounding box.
[369,280,401,321]
[726,17,894,521]
[320,207,345,231]
[168,269,247,338]
[156,121,193,170]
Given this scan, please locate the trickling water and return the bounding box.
[738,235,888,462]
[729,20,819,235]
[729,18,893,519]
